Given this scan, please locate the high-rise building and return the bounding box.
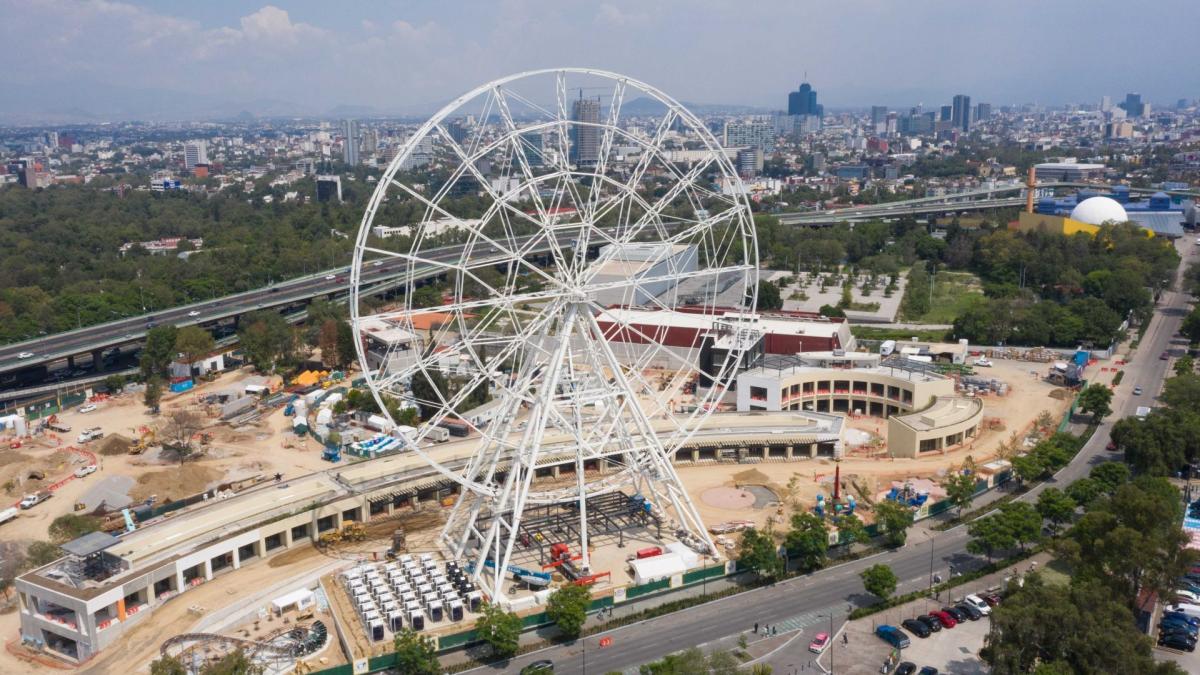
[316,175,343,203]
[184,141,208,169]
[518,131,544,168]
[723,121,776,152]
[952,94,972,131]
[1099,95,1113,112]
[570,98,600,167]
[975,103,992,121]
[870,106,888,125]
[343,119,360,165]
[939,105,953,121]
[788,82,821,117]
[1119,93,1146,118]
[736,147,763,177]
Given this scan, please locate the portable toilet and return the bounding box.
[428,600,444,622]
[388,611,404,632]
[449,599,464,621]
[409,610,425,631]
[368,618,385,642]
[467,591,483,612]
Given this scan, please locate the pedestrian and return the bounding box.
[754,622,759,634]
[843,632,848,645]
[773,625,778,635]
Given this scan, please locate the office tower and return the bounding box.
[736,147,763,177]
[448,120,469,144]
[343,119,360,165]
[870,106,888,126]
[1120,93,1145,118]
[723,121,775,152]
[952,94,972,131]
[939,105,953,121]
[518,131,544,168]
[570,98,600,167]
[1100,95,1112,112]
[975,103,992,121]
[184,141,208,169]
[788,82,820,117]
[45,131,58,149]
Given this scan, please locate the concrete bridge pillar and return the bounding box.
[91,350,104,371]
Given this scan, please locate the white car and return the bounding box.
[964,594,992,616]
[324,274,337,280]
[78,404,97,414]
[74,465,98,478]
[373,260,384,267]
[18,352,34,359]
[188,310,201,317]
[973,357,992,367]
[1174,589,1200,604]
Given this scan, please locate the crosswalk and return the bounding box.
[769,607,834,635]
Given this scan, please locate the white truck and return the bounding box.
[19,491,52,509]
[1135,406,1152,420]
[77,427,104,444]
[0,506,18,526]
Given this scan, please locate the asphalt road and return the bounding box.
[467,238,1198,675]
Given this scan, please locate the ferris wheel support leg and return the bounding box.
[581,310,718,557]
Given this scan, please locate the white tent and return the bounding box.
[271,588,315,615]
[628,552,686,584]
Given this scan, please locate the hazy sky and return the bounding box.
[2,0,1198,121]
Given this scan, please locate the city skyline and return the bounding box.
[1,0,1199,123]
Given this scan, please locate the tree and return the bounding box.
[1175,355,1195,377]
[942,457,978,515]
[143,377,164,412]
[149,656,187,675]
[757,279,783,311]
[1182,306,1200,344]
[1011,453,1045,485]
[873,500,914,548]
[967,513,1016,562]
[1066,477,1103,508]
[783,512,829,572]
[834,513,867,546]
[336,319,357,367]
[392,627,439,675]
[200,649,264,675]
[546,583,591,639]
[737,527,783,580]
[161,409,205,464]
[998,501,1043,551]
[140,325,179,380]
[102,374,126,393]
[1089,462,1131,494]
[48,513,102,543]
[860,563,898,601]
[475,602,522,658]
[410,366,450,421]
[1077,383,1113,421]
[174,325,214,365]
[318,319,339,366]
[411,285,443,309]
[22,541,63,571]
[237,310,296,373]
[1035,487,1076,533]
[1162,373,1200,411]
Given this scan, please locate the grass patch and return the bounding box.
[852,326,950,342]
[900,270,985,324]
[1113,371,1125,385]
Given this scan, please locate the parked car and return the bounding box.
[955,603,982,621]
[902,618,931,638]
[1164,611,1200,627]
[876,625,910,649]
[895,664,917,675]
[965,594,993,615]
[930,611,957,629]
[74,465,97,478]
[808,632,830,653]
[1161,352,1170,360]
[980,592,1002,606]
[917,668,939,675]
[1161,618,1200,636]
[1173,589,1200,604]
[1106,440,1118,451]
[78,403,97,414]
[914,614,941,632]
[1159,630,1197,651]
[942,606,967,623]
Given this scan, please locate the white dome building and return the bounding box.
[1069,196,1128,225]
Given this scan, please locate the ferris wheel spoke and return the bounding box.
[614,155,720,250]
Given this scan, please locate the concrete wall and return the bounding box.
[736,368,956,416]
[887,398,984,459]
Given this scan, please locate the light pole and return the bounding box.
[925,530,936,597]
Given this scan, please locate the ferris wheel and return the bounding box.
[350,68,757,603]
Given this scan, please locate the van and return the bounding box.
[880,340,896,357]
[1167,603,1200,620]
[876,624,910,649]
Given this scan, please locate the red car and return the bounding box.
[930,610,957,628]
[980,592,1002,607]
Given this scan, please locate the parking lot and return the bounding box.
[834,596,990,675]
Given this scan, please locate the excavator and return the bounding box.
[130,428,155,455]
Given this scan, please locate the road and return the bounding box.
[468,238,1197,675]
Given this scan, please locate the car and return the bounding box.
[930,610,957,628]
[1161,618,1200,636]
[965,594,993,615]
[74,465,97,478]
[875,625,910,649]
[1159,628,1197,646]
[895,663,917,675]
[915,614,941,632]
[188,310,201,317]
[373,260,384,267]
[1165,611,1200,627]
[956,603,982,621]
[918,668,939,675]
[902,619,931,638]
[1178,580,1200,594]
[1106,440,1118,451]
[325,274,337,281]
[1174,590,1200,604]
[269,287,280,293]
[1161,352,1170,360]
[1134,386,1144,395]
[520,660,554,674]
[942,606,967,623]
[18,352,34,359]
[78,404,97,414]
[808,631,830,653]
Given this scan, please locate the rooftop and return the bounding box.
[890,396,983,431]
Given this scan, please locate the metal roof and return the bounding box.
[60,532,118,557]
[1126,212,1185,238]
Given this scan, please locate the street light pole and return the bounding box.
[829,612,835,674]
[927,531,936,597]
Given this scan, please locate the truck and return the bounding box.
[77,427,104,444]
[0,506,18,526]
[19,491,52,509]
[45,417,71,433]
[437,420,470,438]
[420,425,450,443]
[1136,406,1152,420]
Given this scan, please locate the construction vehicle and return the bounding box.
[316,531,342,548]
[130,428,156,455]
[45,415,71,433]
[321,446,341,462]
[341,522,367,542]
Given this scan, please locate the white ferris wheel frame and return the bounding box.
[349,68,759,604]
